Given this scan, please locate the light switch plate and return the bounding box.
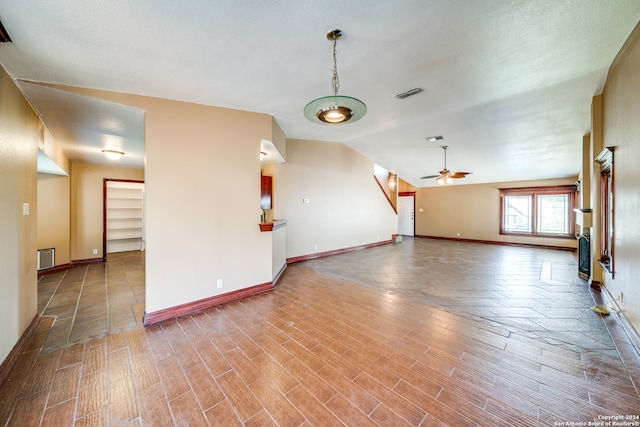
[22,203,30,216]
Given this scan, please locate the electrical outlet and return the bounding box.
[92,249,98,255]
[456,233,460,237]
[314,244,318,251]
[619,292,624,303]
[217,279,223,289]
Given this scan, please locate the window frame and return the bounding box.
[499,185,577,238]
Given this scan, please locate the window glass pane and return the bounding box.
[537,194,569,234]
[504,195,532,232]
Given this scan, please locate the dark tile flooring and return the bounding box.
[1,237,639,426]
[36,251,145,351]
[301,238,618,357]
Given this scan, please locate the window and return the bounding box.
[500,185,576,237]
[596,147,614,274]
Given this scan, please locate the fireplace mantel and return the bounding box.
[574,208,593,228]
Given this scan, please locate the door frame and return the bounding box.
[398,191,416,236]
[103,178,145,261]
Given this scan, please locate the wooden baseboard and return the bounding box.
[37,263,72,276]
[38,258,104,276]
[71,257,104,266]
[287,239,393,264]
[39,258,102,276]
[143,282,274,326]
[415,235,576,252]
[0,315,39,388]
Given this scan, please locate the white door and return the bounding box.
[398,196,415,236]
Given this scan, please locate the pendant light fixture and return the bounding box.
[304,29,366,125]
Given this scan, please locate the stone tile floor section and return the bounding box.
[1,238,638,425]
[300,237,618,357]
[37,251,145,351]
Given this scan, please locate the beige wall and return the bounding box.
[143,101,273,312]
[42,127,71,173]
[0,66,39,362]
[37,173,71,266]
[271,118,286,161]
[398,178,417,194]
[70,163,143,261]
[416,177,578,249]
[274,139,398,259]
[600,20,640,330]
[40,85,281,315]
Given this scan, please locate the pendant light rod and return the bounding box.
[304,29,366,125]
[443,145,448,169]
[328,29,342,96]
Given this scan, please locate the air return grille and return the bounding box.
[37,248,55,271]
[394,87,423,99]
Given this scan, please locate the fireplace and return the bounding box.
[578,234,590,280]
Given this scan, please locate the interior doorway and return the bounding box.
[398,194,415,236]
[103,179,145,258]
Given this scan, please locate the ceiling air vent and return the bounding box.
[0,19,12,43]
[394,87,423,99]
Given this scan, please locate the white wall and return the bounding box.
[274,139,398,259]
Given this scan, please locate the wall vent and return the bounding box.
[37,248,55,271]
[394,87,423,99]
[426,135,444,142]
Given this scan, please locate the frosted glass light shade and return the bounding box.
[102,149,124,160]
[304,95,366,125]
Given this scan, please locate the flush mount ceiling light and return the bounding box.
[102,149,125,161]
[304,29,366,125]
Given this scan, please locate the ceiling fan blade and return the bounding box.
[450,172,472,178]
[420,174,440,179]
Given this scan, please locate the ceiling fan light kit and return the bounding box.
[437,175,453,185]
[304,29,366,125]
[421,145,472,184]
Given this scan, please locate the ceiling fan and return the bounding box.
[420,146,472,184]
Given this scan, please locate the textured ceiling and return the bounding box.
[0,0,639,186]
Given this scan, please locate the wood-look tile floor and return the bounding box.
[2,238,640,426]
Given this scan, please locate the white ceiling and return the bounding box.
[0,0,639,187]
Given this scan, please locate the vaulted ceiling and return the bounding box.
[1,1,639,186]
